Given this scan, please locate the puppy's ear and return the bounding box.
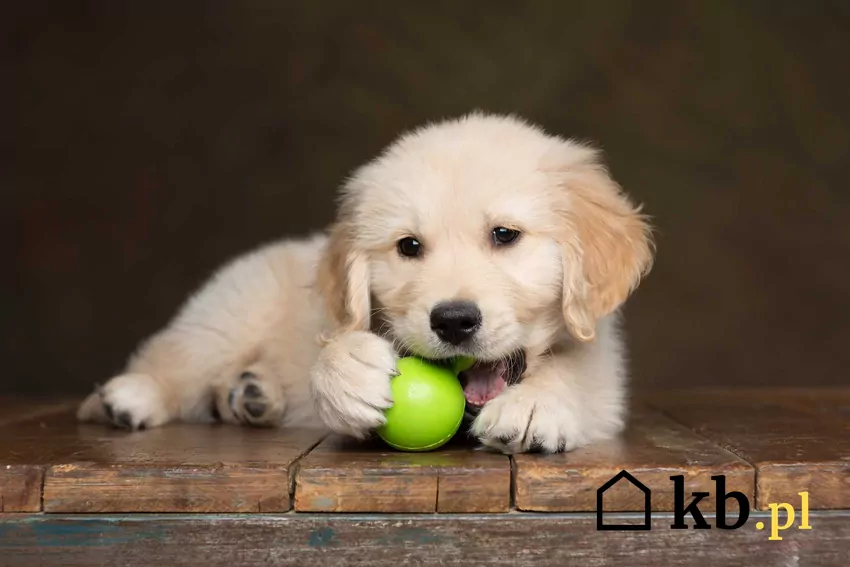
[551,144,654,342]
[316,220,371,339]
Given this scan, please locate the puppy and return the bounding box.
[78,113,653,454]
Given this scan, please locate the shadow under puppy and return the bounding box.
[78,112,654,454]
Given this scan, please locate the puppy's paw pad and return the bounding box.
[102,403,136,430]
[229,374,283,427]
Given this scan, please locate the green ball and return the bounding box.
[377,357,466,452]
[451,355,476,375]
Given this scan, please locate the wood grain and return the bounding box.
[45,464,292,513]
[649,389,850,510]
[294,434,510,513]
[514,406,754,512]
[2,512,848,566]
[0,411,325,513]
[0,466,42,512]
[0,399,79,511]
[0,398,78,427]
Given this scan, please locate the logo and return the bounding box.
[596,470,812,540]
[596,470,651,531]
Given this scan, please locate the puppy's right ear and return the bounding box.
[316,221,371,340]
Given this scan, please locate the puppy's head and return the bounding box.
[317,113,653,407]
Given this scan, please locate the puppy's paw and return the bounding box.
[310,331,397,439]
[472,383,584,454]
[218,371,286,427]
[85,373,169,431]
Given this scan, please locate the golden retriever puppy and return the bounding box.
[310,112,653,453]
[78,113,653,454]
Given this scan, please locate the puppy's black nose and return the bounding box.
[430,301,482,345]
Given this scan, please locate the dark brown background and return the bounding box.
[3,2,848,395]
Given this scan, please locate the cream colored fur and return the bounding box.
[78,112,653,454]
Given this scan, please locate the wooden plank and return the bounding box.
[0,399,78,512]
[45,464,292,513]
[514,406,754,512]
[0,411,325,513]
[1,512,849,566]
[0,466,42,513]
[294,434,510,513]
[649,389,850,510]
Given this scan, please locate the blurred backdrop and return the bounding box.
[3,2,849,395]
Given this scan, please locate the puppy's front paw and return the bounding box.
[472,383,584,454]
[310,331,397,439]
[89,373,169,431]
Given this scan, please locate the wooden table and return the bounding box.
[1,389,849,566]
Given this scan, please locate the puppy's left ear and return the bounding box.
[315,219,372,341]
[549,143,654,342]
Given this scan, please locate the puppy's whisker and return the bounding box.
[376,320,391,336]
[391,336,419,359]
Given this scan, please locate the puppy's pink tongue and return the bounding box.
[461,361,507,407]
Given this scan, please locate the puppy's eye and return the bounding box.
[492,227,521,246]
[397,237,423,258]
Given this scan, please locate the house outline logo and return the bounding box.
[596,469,652,531]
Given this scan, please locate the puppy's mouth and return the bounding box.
[458,351,526,410]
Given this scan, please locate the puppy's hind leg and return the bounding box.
[77,329,214,431]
